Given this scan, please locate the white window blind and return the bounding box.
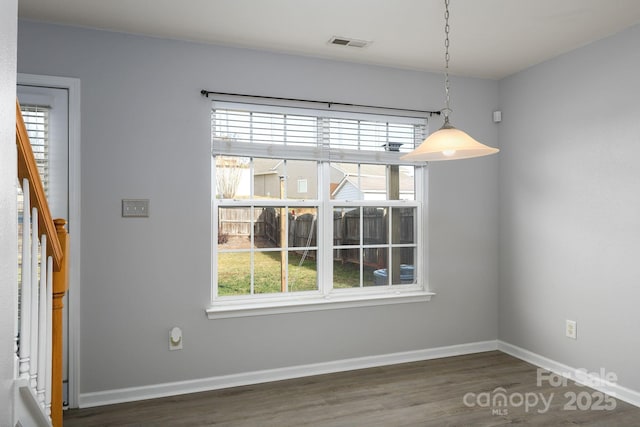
[212,102,427,163]
[20,105,50,194]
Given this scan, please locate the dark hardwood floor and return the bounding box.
[64,351,640,426]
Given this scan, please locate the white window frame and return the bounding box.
[207,101,434,319]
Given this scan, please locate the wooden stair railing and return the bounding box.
[16,99,69,427]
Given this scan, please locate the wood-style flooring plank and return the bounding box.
[64,351,640,426]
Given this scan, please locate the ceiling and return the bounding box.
[18,0,640,79]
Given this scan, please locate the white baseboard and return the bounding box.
[498,341,640,408]
[79,340,498,408]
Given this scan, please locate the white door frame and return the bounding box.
[17,73,81,408]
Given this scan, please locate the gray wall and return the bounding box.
[0,0,17,423]
[17,21,499,395]
[499,23,640,391]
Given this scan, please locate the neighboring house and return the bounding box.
[332,174,414,201]
[330,163,414,200]
[249,159,414,201]
[253,158,318,200]
[217,158,318,199]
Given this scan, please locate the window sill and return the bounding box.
[206,290,435,319]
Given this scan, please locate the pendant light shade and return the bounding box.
[401,0,499,162]
[401,118,499,161]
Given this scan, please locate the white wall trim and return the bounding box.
[498,341,640,409]
[79,340,498,408]
[17,73,81,409]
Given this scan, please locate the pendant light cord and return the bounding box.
[443,0,452,123]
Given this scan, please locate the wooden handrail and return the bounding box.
[16,100,63,272]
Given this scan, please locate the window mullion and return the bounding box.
[319,161,331,296]
[359,205,364,288]
[250,206,255,295]
[416,166,426,287]
[212,157,219,300]
[282,160,288,293]
[318,118,331,296]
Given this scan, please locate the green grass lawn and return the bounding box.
[217,251,376,296]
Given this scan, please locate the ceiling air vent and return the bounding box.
[328,36,371,48]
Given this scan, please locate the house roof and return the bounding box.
[332,174,413,197]
[253,158,282,176]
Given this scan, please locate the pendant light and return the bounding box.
[401,0,499,162]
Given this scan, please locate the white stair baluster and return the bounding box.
[45,256,53,418]
[37,234,47,407]
[19,179,32,380]
[29,207,39,390]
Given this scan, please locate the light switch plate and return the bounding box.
[122,199,149,217]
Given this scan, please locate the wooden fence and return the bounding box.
[218,207,413,269]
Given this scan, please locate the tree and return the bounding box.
[216,156,246,198]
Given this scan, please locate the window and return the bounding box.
[297,179,308,194]
[20,105,50,193]
[209,101,433,318]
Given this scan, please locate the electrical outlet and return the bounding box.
[169,327,183,350]
[566,320,577,339]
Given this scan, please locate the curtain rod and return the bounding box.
[200,90,441,117]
